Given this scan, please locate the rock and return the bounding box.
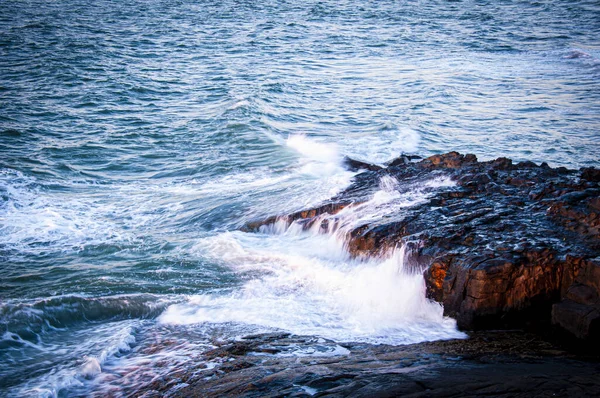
[242,202,353,232]
[581,167,600,183]
[245,152,600,338]
[552,259,600,339]
[552,299,600,340]
[342,156,383,172]
[420,151,478,169]
[386,154,422,167]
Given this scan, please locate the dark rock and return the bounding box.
[242,201,354,232]
[581,167,600,183]
[552,259,600,339]
[552,299,600,340]
[342,156,383,172]
[387,154,422,167]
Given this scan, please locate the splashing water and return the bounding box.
[160,174,466,345]
[286,134,348,178]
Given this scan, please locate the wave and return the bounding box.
[3,320,140,398]
[0,134,356,257]
[0,294,172,344]
[0,295,179,397]
[342,126,421,165]
[0,169,145,256]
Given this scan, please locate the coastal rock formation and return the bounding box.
[245,152,600,340]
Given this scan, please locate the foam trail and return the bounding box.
[258,174,455,243]
[160,242,463,344]
[286,135,341,164]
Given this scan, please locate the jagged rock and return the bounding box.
[342,156,383,172]
[386,154,422,167]
[245,152,600,339]
[241,202,352,232]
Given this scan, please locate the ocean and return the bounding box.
[1,0,599,396]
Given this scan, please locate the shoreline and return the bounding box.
[149,150,600,397]
[137,329,600,397]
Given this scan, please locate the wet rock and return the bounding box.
[242,202,353,232]
[581,167,600,183]
[386,154,422,167]
[342,156,383,172]
[247,152,600,339]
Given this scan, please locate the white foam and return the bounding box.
[343,127,421,164]
[190,171,292,197]
[0,168,293,257]
[286,134,353,181]
[159,244,463,345]
[0,134,357,258]
[0,169,147,255]
[266,343,350,358]
[299,174,456,236]
[287,135,342,164]
[80,357,102,379]
[227,99,251,110]
[84,324,218,397]
[424,176,455,188]
[297,385,319,396]
[161,175,464,345]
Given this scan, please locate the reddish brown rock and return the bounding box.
[242,202,353,232]
[419,151,478,169]
[440,252,586,330]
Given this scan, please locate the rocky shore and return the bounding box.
[246,152,600,341]
[140,152,600,397]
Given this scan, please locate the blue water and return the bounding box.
[1,0,599,396]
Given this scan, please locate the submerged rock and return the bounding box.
[245,152,600,340]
